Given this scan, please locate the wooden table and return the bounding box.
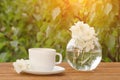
[0,62,120,80]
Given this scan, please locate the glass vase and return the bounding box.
[66,39,102,71]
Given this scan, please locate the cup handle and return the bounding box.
[55,53,62,64]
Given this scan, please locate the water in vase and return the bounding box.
[66,39,102,71]
[66,49,102,71]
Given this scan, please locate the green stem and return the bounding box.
[81,53,91,65]
[81,51,85,61]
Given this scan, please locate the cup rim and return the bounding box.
[29,48,56,52]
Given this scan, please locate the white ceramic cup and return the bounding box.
[28,48,62,71]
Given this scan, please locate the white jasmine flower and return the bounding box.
[13,59,30,73]
[70,21,98,52]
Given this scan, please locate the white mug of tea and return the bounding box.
[28,48,62,71]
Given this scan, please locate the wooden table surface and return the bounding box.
[0,62,120,80]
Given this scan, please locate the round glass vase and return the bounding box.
[66,39,102,71]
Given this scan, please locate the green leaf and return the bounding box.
[0,42,6,49]
[106,35,115,51]
[33,14,41,21]
[0,52,11,62]
[10,41,19,47]
[0,32,4,37]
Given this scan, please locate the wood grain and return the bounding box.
[0,62,120,80]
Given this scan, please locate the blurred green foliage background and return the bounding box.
[0,0,120,62]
